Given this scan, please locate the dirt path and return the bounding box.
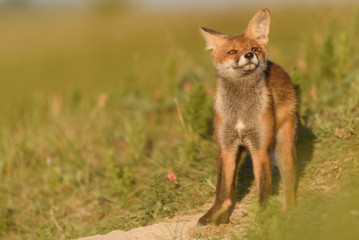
[78,189,255,240]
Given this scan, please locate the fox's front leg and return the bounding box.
[198,147,242,225]
[250,148,272,206]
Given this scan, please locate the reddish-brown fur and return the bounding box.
[198,8,297,225]
[211,35,266,66]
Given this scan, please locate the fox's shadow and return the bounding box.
[234,122,316,204]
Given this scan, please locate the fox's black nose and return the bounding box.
[244,52,254,59]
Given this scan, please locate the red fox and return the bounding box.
[198,8,297,225]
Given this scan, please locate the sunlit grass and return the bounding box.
[0,4,359,240]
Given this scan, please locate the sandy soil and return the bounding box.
[78,189,254,240]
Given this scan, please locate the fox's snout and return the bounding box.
[215,49,261,80]
[244,52,254,59]
[237,50,259,70]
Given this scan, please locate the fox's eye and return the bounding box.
[227,49,238,55]
[252,47,259,52]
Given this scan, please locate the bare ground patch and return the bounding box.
[78,186,256,240]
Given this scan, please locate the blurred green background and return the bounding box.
[0,0,359,239]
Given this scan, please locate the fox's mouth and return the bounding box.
[233,61,258,71]
[240,62,258,71]
[236,53,260,72]
[216,56,261,80]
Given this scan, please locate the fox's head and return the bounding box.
[200,8,270,80]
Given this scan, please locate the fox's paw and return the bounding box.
[197,213,212,226]
[197,206,216,226]
[197,208,229,226]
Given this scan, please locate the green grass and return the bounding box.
[0,4,359,240]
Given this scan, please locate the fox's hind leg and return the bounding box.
[275,117,297,209]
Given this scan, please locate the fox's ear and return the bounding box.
[245,8,270,46]
[199,27,226,51]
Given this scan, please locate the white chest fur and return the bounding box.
[235,119,246,133]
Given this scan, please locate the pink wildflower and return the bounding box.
[97,93,108,109]
[334,128,341,138]
[182,82,191,92]
[167,171,177,183]
[310,86,317,101]
[206,86,214,95]
[154,90,163,100]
